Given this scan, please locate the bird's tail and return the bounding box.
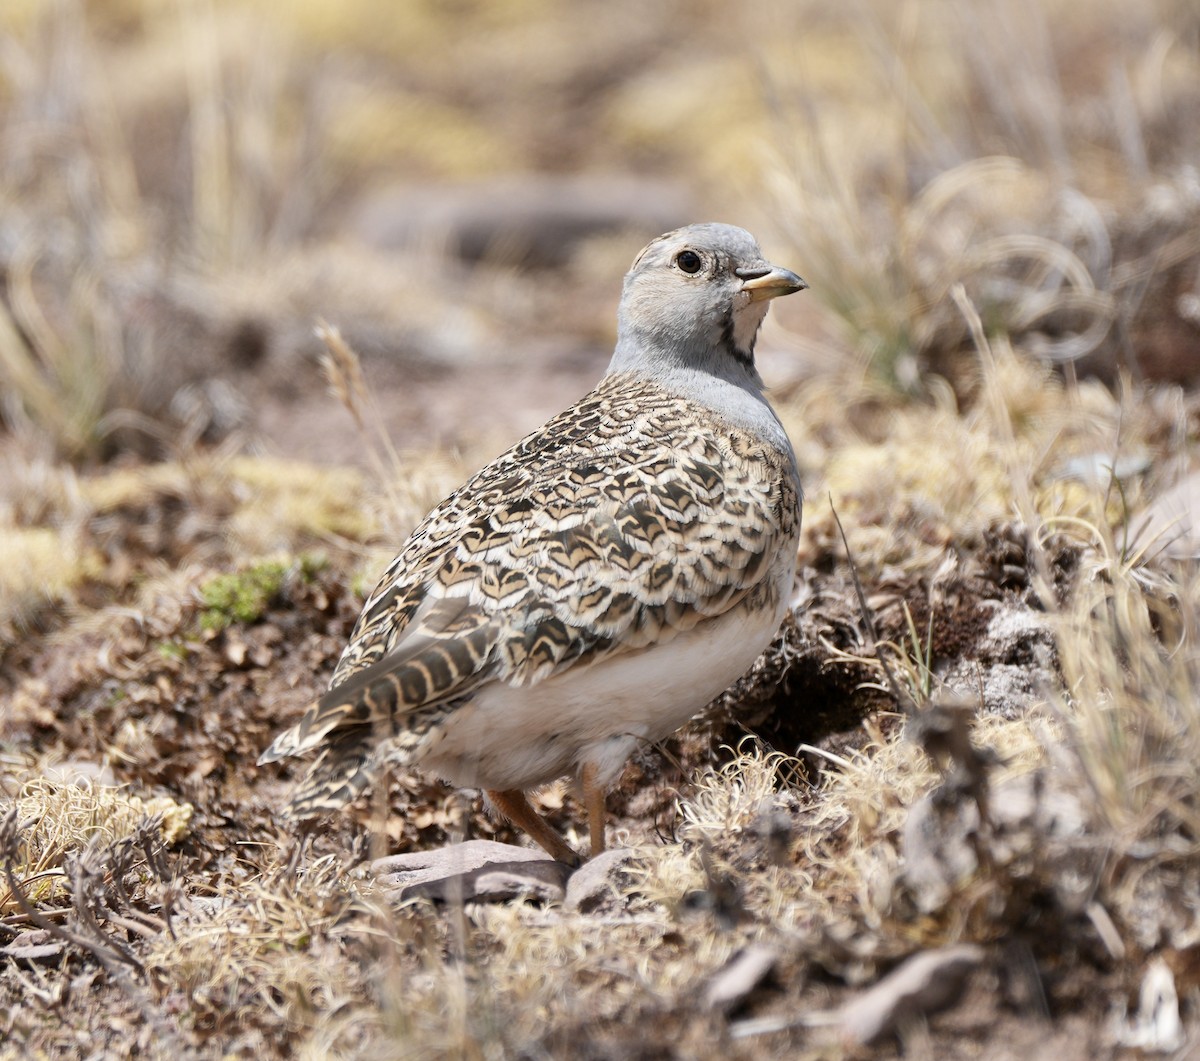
[258,603,498,816]
[262,673,456,818]
[283,725,381,819]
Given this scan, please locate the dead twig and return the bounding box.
[0,807,141,975]
[0,807,200,1057]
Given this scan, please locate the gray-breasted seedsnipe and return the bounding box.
[260,223,807,865]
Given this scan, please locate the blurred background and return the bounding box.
[3,8,1200,1053]
[1,0,1196,469]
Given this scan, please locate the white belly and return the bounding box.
[417,598,786,792]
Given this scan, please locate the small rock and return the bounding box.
[839,944,986,1046]
[184,895,234,919]
[1114,957,1185,1052]
[938,604,1059,720]
[1127,470,1200,560]
[901,794,980,913]
[350,174,692,268]
[41,760,116,787]
[466,868,566,905]
[223,635,248,667]
[370,840,571,905]
[563,847,639,914]
[1,929,65,962]
[371,839,554,881]
[703,944,779,1012]
[902,769,1088,914]
[1058,452,1151,487]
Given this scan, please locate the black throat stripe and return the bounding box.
[720,311,756,369]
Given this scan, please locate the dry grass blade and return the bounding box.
[831,498,915,714]
[0,249,112,460]
[316,319,409,520]
[0,285,62,432]
[950,283,1059,606]
[0,807,137,973]
[182,0,236,267]
[1052,539,1200,843]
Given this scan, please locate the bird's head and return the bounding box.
[610,223,806,383]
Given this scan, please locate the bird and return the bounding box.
[259,223,807,866]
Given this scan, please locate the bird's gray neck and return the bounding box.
[608,297,766,380]
[605,330,795,459]
[608,323,763,387]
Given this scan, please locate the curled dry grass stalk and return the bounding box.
[770,150,1114,388]
[676,739,807,845]
[765,0,1195,390]
[0,775,191,914]
[1050,524,1200,852]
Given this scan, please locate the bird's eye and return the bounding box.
[675,250,703,274]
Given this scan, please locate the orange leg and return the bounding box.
[580,762,607,858]
[486,789,581,867]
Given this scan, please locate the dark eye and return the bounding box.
[675,250,703,274]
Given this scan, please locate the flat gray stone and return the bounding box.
[350,174,692,268]
[465,868,567,905]
[370,840,571,904]
[563,847,639,914]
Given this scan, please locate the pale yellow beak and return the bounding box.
[737,264,808,303]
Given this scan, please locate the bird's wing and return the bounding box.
[259,375,799,795]
[257,591,492,763]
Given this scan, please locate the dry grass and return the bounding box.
[1051,526,1200,847]
[765,0,1200,389]
[0,775,190,913]
[3,390,1194,1057]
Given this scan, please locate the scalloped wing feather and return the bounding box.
[262,373,800,815]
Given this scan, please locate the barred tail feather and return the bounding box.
[258,610,498,767]
[284,727,381,818]
[257,659,404,766]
